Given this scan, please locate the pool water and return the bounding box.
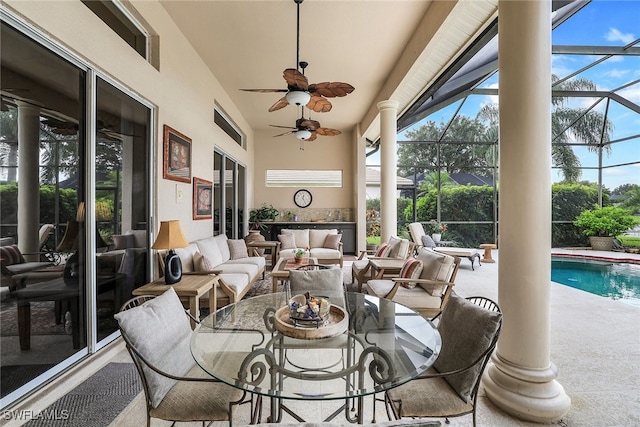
[551,258,640,307]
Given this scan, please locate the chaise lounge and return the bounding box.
[408,222,481,270]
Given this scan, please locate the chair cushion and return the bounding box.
[278,234,297,250]
[367,280,442,310]
[281,229,310,249]
[228,239,249,259]
[398,258,423,288]
[323,233,342,249]
[416,250,454,296]
[0,244,25,266]
[288,268,343,294]
[375,243,391,257]
[433,294,502,403]
[114,288,195,408]
[421,234,437,249]
[388,236,410,259]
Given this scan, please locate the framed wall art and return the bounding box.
[193,177,213,220]
[163,124,192,183]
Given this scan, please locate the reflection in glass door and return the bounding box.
[213,151,245,238]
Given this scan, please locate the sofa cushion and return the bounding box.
[282,229,310,249]
[125,229,147,248]
[218,273,251,298]
[433,294,501,403]
[309,229,338,248]
[228,239,249,259]
[416,250,454,296]
[278,234,296,250]
[309,248,341,260]
[114,288,194,408]
[174,243,199,272]
[213,234,231,262]
[323,234,342,250]
[398,258,423,289]
[224,256,266,270]
[196,237,224,267]
[0,244,25,266]
[216,262,258,281]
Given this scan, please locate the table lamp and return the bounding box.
[152,220,189,284]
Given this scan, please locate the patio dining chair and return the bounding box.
[115,288,253,427]
[383,294,502,427]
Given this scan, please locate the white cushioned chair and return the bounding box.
[384,294,502,427]
[367,248,460,319]
[351,236,413,293]
[115,288,250,427]
[408,222,481,270]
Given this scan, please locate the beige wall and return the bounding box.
[252,129,355,213]
[3,0,256,242]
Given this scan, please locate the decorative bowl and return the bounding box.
[288,293,330,327]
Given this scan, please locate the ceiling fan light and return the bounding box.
[296,129,312,140]
[286,90,311,106]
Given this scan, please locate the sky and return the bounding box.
[370,0,640,191]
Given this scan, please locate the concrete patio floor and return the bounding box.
[5,249,639,426]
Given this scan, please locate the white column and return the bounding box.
[483,1,571,422]
[377,100,399,243]
[16,101,42,261]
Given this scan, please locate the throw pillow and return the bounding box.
[433,294,502,403]
[228,239,249,259]
[421,234,437,249]
[114,288,195,408]
[111,234,135,250]
[278,233,296,250]
[398,258,423,288]
[375,243,391,258]
[0,244,25,266]
[416,250,454,296]
[323,233,342,249]
[388,236,410,258]
[193,251,215,271]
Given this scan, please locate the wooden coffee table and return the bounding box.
[133,274,218,329]
[270,257,318,293]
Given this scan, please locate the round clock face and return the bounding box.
[294,189,312,208]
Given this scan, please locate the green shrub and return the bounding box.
[574,205,637,237]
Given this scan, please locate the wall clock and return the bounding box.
[294,189,312,208]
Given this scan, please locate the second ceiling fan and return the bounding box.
[240,0,354,113]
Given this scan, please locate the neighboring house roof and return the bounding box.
[366,168,414,188]
[449,173,494,186]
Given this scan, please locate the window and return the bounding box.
[214,106,244,147]
[266,170,343,188]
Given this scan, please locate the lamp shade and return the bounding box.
[152,220,189,250]
[286,90,311,107]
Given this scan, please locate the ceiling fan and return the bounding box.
[271,115,341,144]
[240,0,354,113]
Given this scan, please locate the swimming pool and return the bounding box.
[551,257,640,307]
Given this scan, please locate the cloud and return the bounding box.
[605,28,635,44]
[606,69,630,79]
[619,86,640,103]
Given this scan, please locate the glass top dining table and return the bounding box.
[191,291,440,418]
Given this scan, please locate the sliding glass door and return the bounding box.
[213,151,245,238]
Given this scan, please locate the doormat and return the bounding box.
[23,362,141,427]
[0,364,55,398]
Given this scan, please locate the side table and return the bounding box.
[247,240,280,269]
[480,244,497,263]
[133,274,218,329]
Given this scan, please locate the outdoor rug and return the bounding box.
[24,362,141,427]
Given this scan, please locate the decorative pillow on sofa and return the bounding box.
[193,252,215,271]
[398,258,423,288]
[278,234,297,250]
[0,244,25,266]
[228,239,249,259]
[112,234,135,250]
[323,234,342,249]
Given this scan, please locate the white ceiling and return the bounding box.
[159,0,498,139]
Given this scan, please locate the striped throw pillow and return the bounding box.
[375,243,391,258]
[399,258,423,289]
[0,244,25,267]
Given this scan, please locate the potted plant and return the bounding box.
[426,220,447,243]
[574,205,636,251]
[365,209,380,252]
[248,203,279,231]
[293,247,308,263]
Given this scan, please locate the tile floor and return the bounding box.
[6,249,640,426]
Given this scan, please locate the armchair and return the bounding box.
[351,236,413,292]
[367,248,460,319]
